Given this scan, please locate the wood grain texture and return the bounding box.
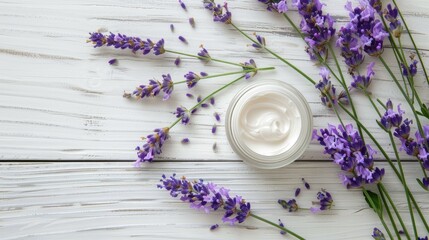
[0,0,428,161]
[1,162,428,240]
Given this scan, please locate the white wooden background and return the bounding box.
[1,0,429,239]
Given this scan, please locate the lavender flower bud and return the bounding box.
[174,56,181,66]
[197,47,211,62]
[186,93,194,98]
[178,0,186,10]
[174,106,191,125]
[294,188,301,197]
[278,219,286,235]
[372,228,385,240]
[170,24,175,32]
[214,112,221,122]
[108,58,117,65]
[210,224,219,230]
[210,97,215,105]
[181,138,190,144]
[212,124,217,134]
[259,0,288,13]
[189,17,195,28]
[351,62,375,90]
[178,36,188,44]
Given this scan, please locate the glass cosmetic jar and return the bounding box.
[225,80,313,169]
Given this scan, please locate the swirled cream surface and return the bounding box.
[236,91,302,156]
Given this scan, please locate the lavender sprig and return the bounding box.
[312,123,385,188]
[88,32,244,68]
[315,68,348,108]
[159,174,305,239]
[292,0,336,60]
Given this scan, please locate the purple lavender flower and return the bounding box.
[278,198,299,212]
[197,47,212,62]
[401,60,418,77]
[178,0,186,10]
[158,174,251,224]
[135,128,170,165]
[133,80,162,99]
[312,124,385,188]
[242,59,258,79]
[88,32,165,56]
[174,106,191,125]
[178,36,188,44]
[351,62,375,90]
[372,228,386,240]
[189,17,195,28]
[133,74,174,101]
[204,0,232,24]
[210,224,219,230]
[384,4,402,38]
[337,26,365,69]
[380,99,404,130]
[345,1,389,57]
[161,74,174,100]
[315,68,348,107]
[108,58,117,65]
[252,34,266,49]
[259,0,288,13]
[292,0,336,60]
[368,0,382,13]
[278,219,286,235]
[310,189,333,213]
[185,71,202,88]
[174,56,181,66]
[418,237,428,240]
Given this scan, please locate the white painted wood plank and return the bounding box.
[0,0,428,160]
[0,162,428,239]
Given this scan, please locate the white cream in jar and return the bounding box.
[226,80,312,169]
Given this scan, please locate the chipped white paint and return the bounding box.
[0,0,429,239]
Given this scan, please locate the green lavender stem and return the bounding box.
[391,0,429,85]
[169,74,246,129]
[379,15,410,97]
[230,23,316,85]
[362,188,394,240]
[249,213,305,240]
[165,49,243,67]
[377,184,403,240]
[174,67,274,85]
